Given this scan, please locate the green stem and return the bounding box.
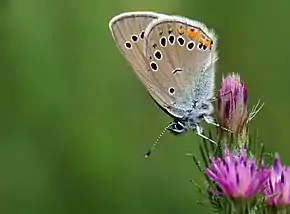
[232,199,251,214]
[266,206,290,214]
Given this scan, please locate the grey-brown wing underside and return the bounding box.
[109,12,168,101]
[143,15,218,116]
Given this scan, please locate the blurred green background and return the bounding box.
[0,0,288,213]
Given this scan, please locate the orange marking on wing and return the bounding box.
[187,28,198,39]
[204,40,210,48]
[198,36,205,44]
[177,28,185,35]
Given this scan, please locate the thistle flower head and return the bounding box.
[263,154,290,206]
[217,74,248,135]
[206,145,269,199]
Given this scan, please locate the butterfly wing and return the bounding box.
[109,12,162,92]
[143,15,218,117]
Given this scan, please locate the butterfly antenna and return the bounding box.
[145,123,173,158]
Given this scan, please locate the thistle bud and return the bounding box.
[217,74,248,135]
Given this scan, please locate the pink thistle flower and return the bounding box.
[206,145,269,199]
[264,154,290,206]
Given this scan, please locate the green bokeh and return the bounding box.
[0,0,289,213]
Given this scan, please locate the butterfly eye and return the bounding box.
[168,87,175,95]
[170,122,185,134]
[131,34,138,42]
[124,41,132,49]
[150,62,158,71]
[187,41,195,50]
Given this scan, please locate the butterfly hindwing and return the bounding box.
[143,15,218,117]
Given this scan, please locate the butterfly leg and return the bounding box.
[195,124,217,145]
[203,115,233,133]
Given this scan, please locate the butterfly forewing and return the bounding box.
[143,16,218,116]
[109,12,161,89]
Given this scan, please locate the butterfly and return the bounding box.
[109,11,224,157]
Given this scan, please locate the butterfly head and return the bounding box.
[169,99,214,134]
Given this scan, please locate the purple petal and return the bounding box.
[273,154,282,173]
[206,145,267,199]
[243,87,247,105]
